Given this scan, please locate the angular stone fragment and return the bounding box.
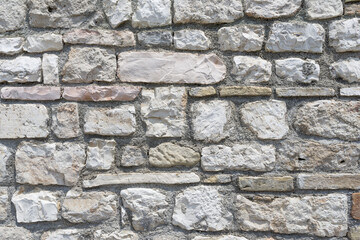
[149,143,200,167]
[341,87,360,96]
[41,229,88,240]
[62,47,116,83]
[0,104,49,139]
[52,103,80,138]
[275,58,320,84]
[219,86,272,97]
[244,0,301,19]
[240,100,289,140]
[329,18,360,52]
[87,139,116,170]
[0,227,34,240]
[345,3,360,15]
[218,25,264,51]
[42,54,59,85]
[349,226,360,240]
[0,0,27,32]
[201,144,276,172]
[193,237,248,240]
[232,56,271,83]
[237,194,348,237]
[12,189,61,223]
[0,187,8,220]
[94,230,139,240]
[276,87,335,97]
[118,52,226,84]
[103,0,132,28]
[266,22,325,53]
[189,87,217,97]
[352,193,360,219]
[121,146,146,167]
[83,172,200,188]
[174,30,210,51]
[138,30,172,47]
[63,86,141,102]
[64,29,135,47]
[331,58,360,83]
[62,189,117,223]
[294,100,360,141]
[121,188,170,231]
[15,142,85,186]
[132,0,171,28]
[1,86,61,101]
[24,33,63,53]
[239,176,294,191]
[0,37,23,55]
[0,144,11,182]
[173,186,233,231]
[174,0,243,24]
[0,56,41,83]
[298,174,360,190]
[29,0,96,28]
[305,0,343,19]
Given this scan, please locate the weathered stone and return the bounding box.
[174,30,210,51]
[132,0,171,28]
[189,87,217,97]
[341,87,360,97]
[103,0,132,28]
[1,86,61,101]
[276,87,335,97]
[52,103,80,139]
[149,143,200,167]
[138,30,172,47]
[240,100,289,140]
[305,0,343,19]
[239,176,294,191]
[193,236,248,240]
[298,174,360,190]
[63,86,141,102]
[331,58,360,83]
[349,226,360,240]
[12,189,61,223]
[0,187,8,220]
[173,186,233,231]
[94,230,139,240]
[0,227,34,240]
[42,54,59,85]
[352,193,360,219]
[329,18,360,52]
[62,189,117,223]
[275,58,320,84]
[15,142,85,186]
[118,52,226,84]
[41,229,88,240]
[64,29,135,47]
[121,146,146,167]
[62,47,116,83]
[83,173,200,188]
[237,194,348,237]
[87,139,116,170]
[141,87,186,137]
[29,0,96,28]
[345,3,360,15]
[244,0,301,19]
[0,104,49,139]
[203,174,232,184]
[218,24,264,51]
[294,100,360,141]
[0,37,23,55]
[0,0,27,32]
[191,100,234,143]
[84,105,136,136]
[0,56,41,83]
[201,143,276,172]
[121,188,170,231]
[24,33,63,53]
[266,22,325,53]
[174,0,243,24]
[0,144,11,182]
[232,56,272,83]
[219,86,272,97]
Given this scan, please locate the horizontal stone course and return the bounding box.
[298,174,360,189]
[62,86,141,101]
[1,86,61,101]
[276,87,336,97]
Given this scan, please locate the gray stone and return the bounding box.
[331,58,360,83]
[232,56,272,83]
[276,87,335,97]
[189,87,217,97]
[174,30,210,50]
[86,139,116,170]
[244,0,301,19]
[0,37,23,55]
[305,0,343,19]
[349,226,360,240]
[0,187,8,220]
[0,56,41,83]
[0,144,11,182]
[52,103,80,139]
[94,230,139,240]
[0,227,34,240]
[132,0,171,28]
[41,229,87,240]
[24,33,63,53]
[340,87,360,96]
[121,146,146,167]
[238,176,294,191]
[0,0,27,32]
[329,18,360,52]
[193,237,248,240]
[298,174,360,190]
[138,30,172,47]
[103,0,132,28]
[42,54,59,85]
[275,58,320,84]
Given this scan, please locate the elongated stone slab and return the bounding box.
[298,174,360,189]
[1,86,61,101]
[276,87,335,97]
[63,86,141,101]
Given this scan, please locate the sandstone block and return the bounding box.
[0,227,34,240]
[352,193,360,219]
[0,187,8,220]
[94,230,139,240]
[340,87,360,97]
[138,30,172,47]
[189,87,217,97]
[0,144,11,182]
[41,229,87,240]
[276,87,335,97]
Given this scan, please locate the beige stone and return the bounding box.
[219,86,272,97]
[0,227,33,240]
[298,174,360,190]
[238,176,294,191]
[52,103,80,139]
[1,86,61,101]
[189,87,217,97]
[345,3,360,15]
[276,87,335,97]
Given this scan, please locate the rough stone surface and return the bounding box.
[63,86,141,101]
[86,139,116,170]
[349,226,360,240]
[276,87,335,97]
[0,56,42,83]
[232,56,272,83]
[24,33,63,53]
[352,193,360,220]
[345,3,360,15]
[193,237,248,240]
[0,144,11,182]
[0,187,8,220]
[305,0,343,19]
[174,30,210,51]
[42,54,59,85]
[341,87,360,96]
[294,100,360,141]
[0,37,23,55]
[201,143,276,172]
[240,100,289,140]
[51,103,80,138]
[331,58,360,83]
[138,30,172,47]
[132,0,171,28]
[172,186,233,231]
[1,86,61,101]
[94,230,139,240]
[244,0,301,19]
[239,176,294,192]
[329,18,360,52]
[41,229,88,240]
[189,87,217,97]
[237,194,348,237]
[298,174,360,190]
[0,227,34,240]
[219,86,272,97]
[121,146,146,167]
[103,0,132,28]
[15,142,86,186]
[0,0,27,32]
[275,58,320,84]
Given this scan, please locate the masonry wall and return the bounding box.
[0,0,359,239]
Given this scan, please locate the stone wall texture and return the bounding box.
[0,0,359,239]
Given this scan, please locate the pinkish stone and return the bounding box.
[1,86,61,101]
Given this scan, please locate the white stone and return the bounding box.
[0,56,42,83]
[244,0,301,19]
[0,37,23,55]
[138,30,172,47]
[266,22,325,53]
[132,0,171,28]
[84,105,136,136]
[52,103,80,139]
[0,0,27,32]
[0,104,48,139]
[15,142,86,186]
[103,0,132,28]
[87,139,116,170]
[232,56,272,83]
[41,229,86,240]
[240,100,289,140]
[24,33,63,53]
[329,18,360,52]
[12,189,61,223]
[141,87,187,137]
[121,188,170,231]
[173,186,233,231]
[340,87,360,97]
[331,58,360,83]
[121,146,146,167]
[42,54,59,85]
[174,30,210,51]
[0,144,11,182]
[94,230,139,240]
[305,0,343,19]
[275,58,320,84]
[0,187,8,220]
[218,24,264,51]
[201,143,276,172]
[0,227,34,240]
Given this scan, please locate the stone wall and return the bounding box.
[0,0,359,239]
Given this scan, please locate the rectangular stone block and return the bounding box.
[0,187,8,221]
[189,87,217,97]
[298,174,360,189]
[219,86,272,97]
[238,176,294,191]
[329,18,360,52]
[352,193,360,219]
[63,86,141,101]
[51,103,80,139]
[340,87,360,97]
[0,56,41,83]
[345,3,360,15]
[0,37,23,55]
[42,54,59,85]
[24,33,63,53]
[276,87,335,97]
[1,86,61,101]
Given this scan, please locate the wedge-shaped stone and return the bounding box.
[232,56,272,83]
[0,37,23,55]
[86,139,116,170]
[201,144,276,172]
[0,56,41,83]
[103,0,132,28]
[305,0,343,19]
[298,174,360,190]
[239,176,294,192]
[237,194,348,237]
[0,187,8,220]
[1,86,61,101]
[51,103,80,139]
[329,18,360,52]
[0,227,34,240]
[276,87,335,97]
[0,0,27,32]
[118,51,226,84]
[331,58,360,83]
[0,144,11,182]
[24,33,63,53]
[15,142,86,186]
[132,0,171,28]
[275,58,320,84]
[244,0,301,19]
[41,229,87,240]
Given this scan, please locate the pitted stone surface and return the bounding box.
[331,58,360,83]
[232,56,272,83]
[41,229,88,240]
[0,0,27,32]
[0,187,8,220]
[305,0,343,19]
[329,18,360,52]
[174,30,210,51]
[94,230,139,240]
[0,227,34,240]
[244,0,301,19]
[0,144,11,182]
[121,146,146,167]
[275,58,320,84]
[103,0,132,28]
